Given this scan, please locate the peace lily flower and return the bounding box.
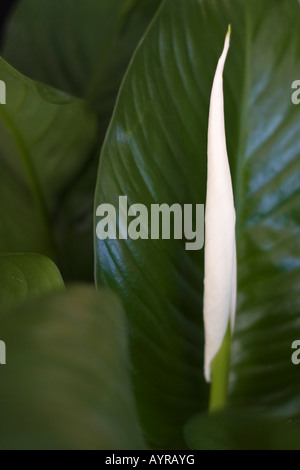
[203,26,237,383]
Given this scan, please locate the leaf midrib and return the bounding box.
[234,4,252,233]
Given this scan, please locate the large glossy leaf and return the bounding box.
[95,0,300,448]
[0,253,64,312]
[185,410,300,450]
[0,58,98,279]
[0,286,144,449]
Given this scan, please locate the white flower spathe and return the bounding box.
[203,26,237,382]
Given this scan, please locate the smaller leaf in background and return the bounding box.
[0,253,64,312]
[3,0,162,127]
[204,26,236,384]
[2,0,163,283]
[0,286,144,450]
[185,409,300,450]
[0,57,98,280]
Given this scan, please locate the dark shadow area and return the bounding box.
[0,0,18,46]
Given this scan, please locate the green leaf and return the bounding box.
[0,58,98,280]
[3,0,162,121]
[185,410,300,450]
[3,0,162,281]
[225,2,300,419]
[0,253,64,312]
[94,0,300,447]
[0,286,144,450]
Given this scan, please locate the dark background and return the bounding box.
[0,0,18,46]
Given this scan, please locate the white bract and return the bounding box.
[203,26,237,382]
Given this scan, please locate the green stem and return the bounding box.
[209,323,231,413]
